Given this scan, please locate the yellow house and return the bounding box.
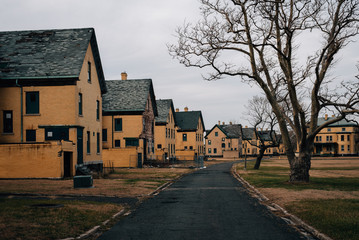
[205,122,242,159]
[241,127,280,156]
[313,115,359,156]
[0,28,107,178]
[154,99,177,161]
[175,108,205,160]
[102,74,158,168]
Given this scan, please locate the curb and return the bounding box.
[231,164,333,240]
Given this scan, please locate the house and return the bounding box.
[205,122,242,159]
[313,114,359,156]
[0,28,107,178]
[241,126,280,156]
[102,73,158,168]
[175,107,205,160]
[154,99,177,161]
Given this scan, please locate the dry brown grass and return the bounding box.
[237,156,359,206]
[0,167,194,198]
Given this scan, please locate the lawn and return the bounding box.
[236,156,359,240]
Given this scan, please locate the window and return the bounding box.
[115,140,121,148]
[26,130,36,142]
[78,93,83,116]
[115,118,122,131]
[342,128,346,132]
[96,132,100,153]
[157,144,162,149]
[208,148,212,154]
[215,132,218,136]
[208,140,211,145]
[102,129,107,142]
[222,138,225,141]
[330,136,333,141]
[3,111,13,133]
[348,145,350,151]
[189,146,193,150]
[88,62,91,83]
[316,136,318,141]
[341,135,344,141]
[45,127,69,141]
[347,135,350,141]
[319,136,322,141]
[26,92,39,114]
[214,148,217,154]
[222,143,225,148]
[125,138,139,147]
[228,143,231,148]
[96,100,100,120]
[183,133,187,141]
[87,131,91,154]
[341,145,344,151]
[327,128,331,132]
[184,146,188,150]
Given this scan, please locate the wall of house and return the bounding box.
[102,147,140,168]
[176,117,204,157]
[76,43,103,164]
[0,141,76,178]
[205,126,226,156]
[154,108,176,160]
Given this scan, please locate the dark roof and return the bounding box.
[155,99,176,125]
[175,111,205,131]
[205,124,242,139]
[257,130,276,141]
[318,116,358,127]
[0,28,106,93]
[241,127,255,140]
[102,79,157,115]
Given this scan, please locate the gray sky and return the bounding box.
[1,0,358,129]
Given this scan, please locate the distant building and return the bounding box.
[0,28,106,178]
[205,122,242,159]
[175,107,205,160]
[313,114,359,156]
[154,99,177,161]
[102,74,158,167]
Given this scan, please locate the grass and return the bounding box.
[0,198,123,240]
[238,162,359,191]
[285,199,359,240]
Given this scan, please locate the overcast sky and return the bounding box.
[1,0,358,129]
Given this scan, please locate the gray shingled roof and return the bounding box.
[175,111,204,131]
[317,116,357,127]
[220,124,242,138]
[241,127,255,140]
[155,99,175,124]
[102,79,157,115]
[0,28,106,93]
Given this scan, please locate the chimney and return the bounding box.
[176,108,179,112]
[184,107,188,112]
[121,72,128,80]
[332,115,335,118]
[218,121,221,125]
[325,114,328,120]
[222,122,225,125]
[230,121,232,125]
[245,125,248,128]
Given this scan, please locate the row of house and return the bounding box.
[205,117,359,159]
[0,28,205,179]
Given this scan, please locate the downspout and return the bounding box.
[15,79,23,142]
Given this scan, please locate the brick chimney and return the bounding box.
[325,114,328,120]
[218,121,221,125]
[121,72,128,80]
[184,107,188,112]
[176,108,179,112]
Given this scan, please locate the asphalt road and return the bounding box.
[98,162,307,240]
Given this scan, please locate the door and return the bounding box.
[63,152,73,178]
[77,128,83,164]
[137,153,143,168]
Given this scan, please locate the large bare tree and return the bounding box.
[169,0,359,182]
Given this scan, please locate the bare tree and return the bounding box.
[245,96,280,169]
[169,0,359,182]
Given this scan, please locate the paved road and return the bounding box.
[98,162,307,240]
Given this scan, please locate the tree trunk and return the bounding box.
[254,147,266,170]
[289,151,311,183]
